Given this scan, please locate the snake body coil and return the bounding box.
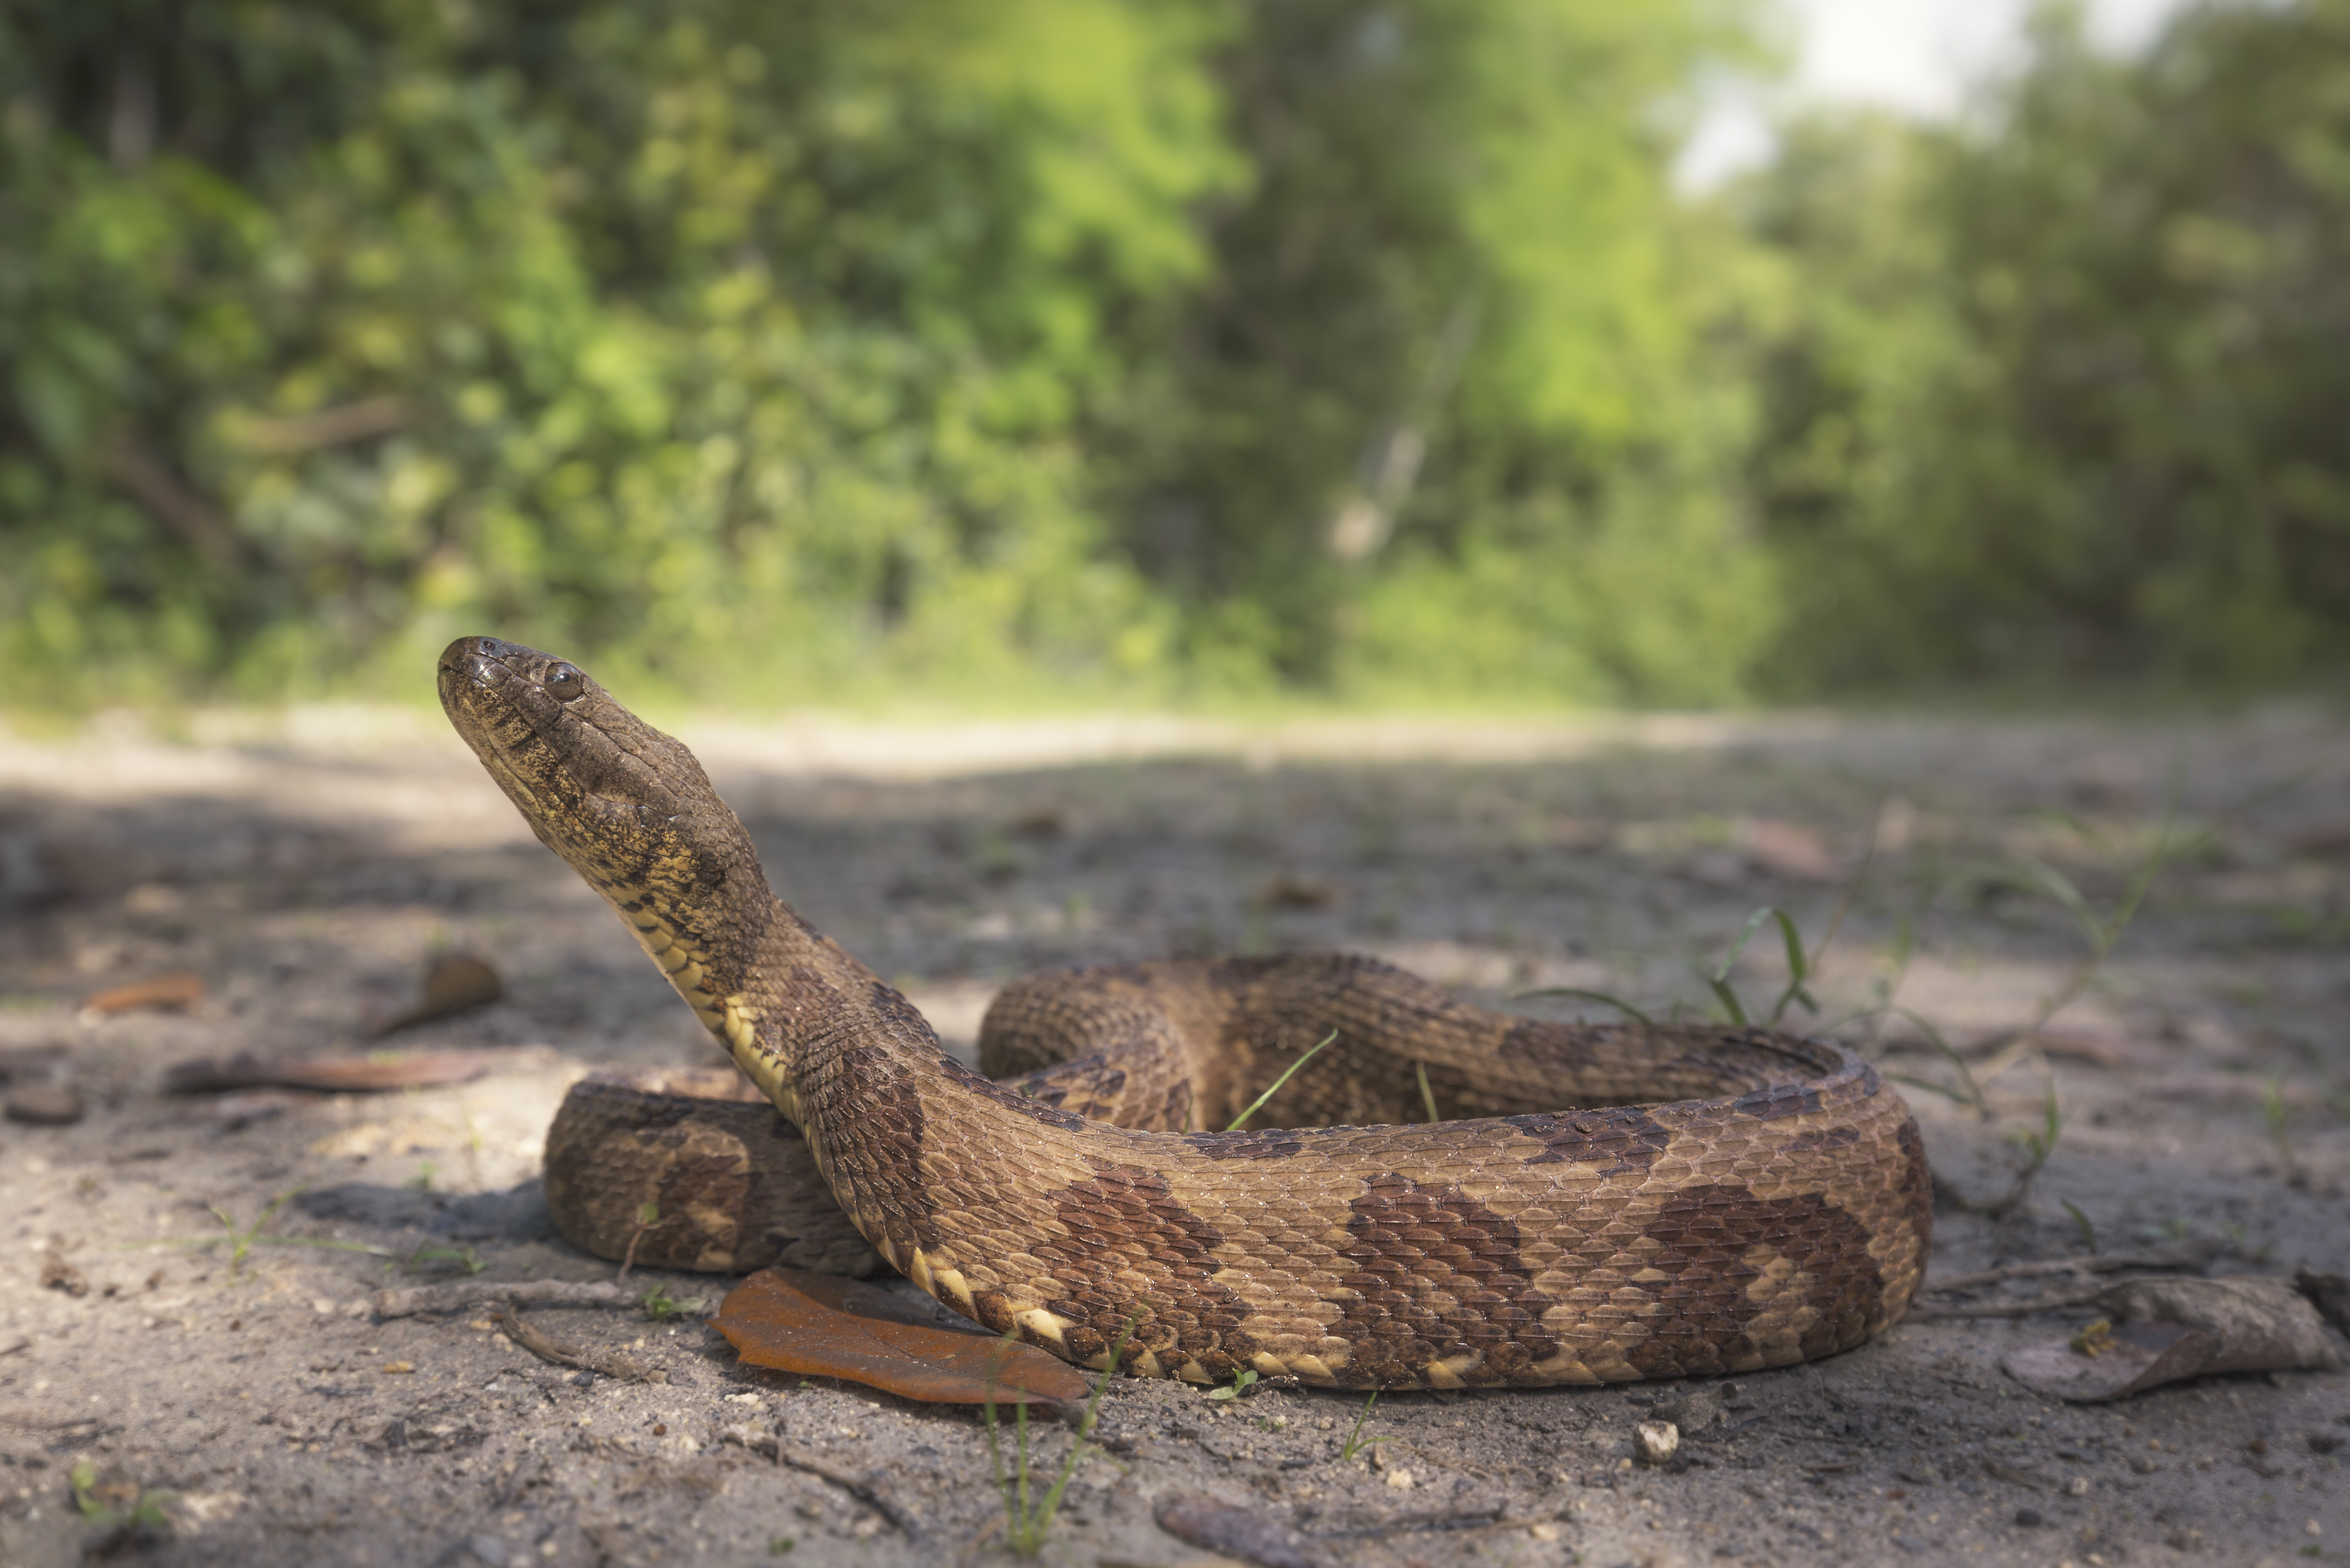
[439,637,1930,1389]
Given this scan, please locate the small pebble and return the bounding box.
[2014,1507,2044,1528]
[1384,1468,1415,1489]
[4,1085,85,1126]
[2064,1476,2090,1496]
[1636,1420,1681,1466]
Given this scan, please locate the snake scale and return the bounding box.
[439,636,1931,1390]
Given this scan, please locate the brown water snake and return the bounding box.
[438,635,1931,1389]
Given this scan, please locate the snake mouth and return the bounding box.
[437,635,550,712]
[435,635,718,875]
[435,636,595,826]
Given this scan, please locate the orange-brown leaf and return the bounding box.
[713,1268,1087,1407]
[84,971,206,1015]
[367,951,504,1036]
[163,1050,496,1093]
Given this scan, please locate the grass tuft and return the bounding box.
[984,1313,1140,1556]
[1339,1389,1390,1461]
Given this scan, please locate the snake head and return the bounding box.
[436,636,769,942]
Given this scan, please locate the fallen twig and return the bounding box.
[0,1410,105,1430]
[373,1278,705,1319]
[954,1519,1002,1568]
[775,1442,924,1538]
[492,1311,665,1383]
[1909,1287,2116,1320]
[1307,1507,1561,1541]
[1924,1241,2224,1294]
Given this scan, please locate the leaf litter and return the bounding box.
[712,1267,1087,1406]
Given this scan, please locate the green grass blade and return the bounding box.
[1763,908,1819,1026]
[1227,1029,1339,1131]
[1713,907,1776,984]
[1883,1069,1976,1104]
[2007,856,2108,951]
[1414,1060,1439,1124]
[1705,974,1750,1028]
[1509,987,1653,1026]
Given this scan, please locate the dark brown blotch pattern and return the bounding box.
[1503,1106,1672,1173]
[1620,1184,1885,1376]
[1035,1161,1253,1375]
[1329,1172,1561,1387]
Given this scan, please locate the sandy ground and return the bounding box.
[0,700,2346,1568]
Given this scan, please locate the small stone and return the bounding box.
[4,1085,84,1126]
[2310,1520,2325,1539]
[2247,1437,2269,1456]
[1384,1468,1415,1489]
[382,1362,415,1375]
[1636,1420,1681,1466]
[1529,1523,1562,1543]
[2014,1507,2044,1528]
[467,1536,509,1567]
[2063,1476,2090,1496]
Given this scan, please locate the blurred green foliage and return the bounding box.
[1747,0,2350,692]
[2,0,2344,710]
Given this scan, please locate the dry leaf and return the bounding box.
[1256,874,1339,909]
[1152,1494,1320,1568]
[164,1051,496,1093]
[83,971,206,1015]
[712,1268,1086,1406]
[2297,1268,2350,1335]
[368,951,504,1036]
[1738,819,1845,882]
[2003,1277,2341,1402]
[1542,816,1611,850]
[3,1085,85,1126]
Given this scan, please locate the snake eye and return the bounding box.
[544,663,586,702]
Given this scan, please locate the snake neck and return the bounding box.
[631,877,935,1133]
[435,634,953,1211]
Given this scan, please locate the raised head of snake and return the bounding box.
[441,635,1932,1390]
[437,636,787,1092]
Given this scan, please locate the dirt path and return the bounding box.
[1,703,2346,1568]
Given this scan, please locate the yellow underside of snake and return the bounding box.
[439,636,1932,1390]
